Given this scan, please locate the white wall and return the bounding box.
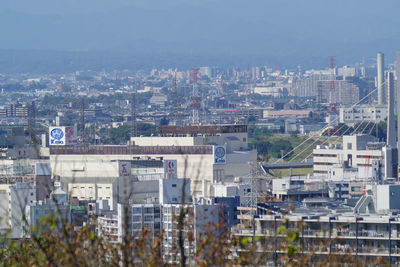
[9,183,36,238]
[51,149,256,197]
[131,137,196,146]
[376,185,389,211]
[159,178,191,205]
[68,181,117,210]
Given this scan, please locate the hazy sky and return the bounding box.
[1,0,400,63]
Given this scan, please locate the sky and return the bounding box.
[1,0,400,66]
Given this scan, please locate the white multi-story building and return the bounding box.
[234,211,400,265]
[97,214,119,243]
[96,177,225,265]
[313,135,391,179]
[162,199,223,265]
[339,105,387,124]
[117,203,162,242]
[253,85,286,97]
[50,125,257,196]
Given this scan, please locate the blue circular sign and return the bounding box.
[51,128,64,140]
[215,147,226,158]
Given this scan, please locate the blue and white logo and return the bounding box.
[214,146,226,164]
[50,127,65,145]
[50,128,64,140]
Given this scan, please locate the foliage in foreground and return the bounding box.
[0,214,392,267]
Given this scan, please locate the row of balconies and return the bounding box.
[249,228,400,240]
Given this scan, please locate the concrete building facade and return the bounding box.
[50,125,257,196]
[313,135,386,177]
[339,105,387,124]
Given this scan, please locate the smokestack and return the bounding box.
[398,51,400,163]
[377,52,385,105]
[387,72,396,147]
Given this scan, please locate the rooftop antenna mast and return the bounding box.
[245,162,266,235]
[246,162,266,209]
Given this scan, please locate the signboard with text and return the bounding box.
[49,126,77,146]
[49,127,66,146]
[213,146,226,164]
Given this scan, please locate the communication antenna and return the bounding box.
[246,162,266,210]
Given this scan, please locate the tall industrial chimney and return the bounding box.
[377,52,385,105]
[397,51,400,160]
[387,72,396,147]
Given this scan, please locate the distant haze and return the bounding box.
[1,0,400,72]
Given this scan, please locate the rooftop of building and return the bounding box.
[50,145,213,155]
[158,124,247,136]
[256,200,400,223]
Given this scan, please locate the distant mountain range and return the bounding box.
[0,0,399,73]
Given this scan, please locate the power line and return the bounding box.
[301,111,384,162]
[276,84,381,163]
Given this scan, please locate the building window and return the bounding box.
[347,143,352,150]
[144,215,153,221]
[132,208,142,214]
[351,186,362,192]
[172,184,177,188]
[132,216,141,222]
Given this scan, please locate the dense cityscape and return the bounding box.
[1,50,400,265]
[2,0,400,266]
